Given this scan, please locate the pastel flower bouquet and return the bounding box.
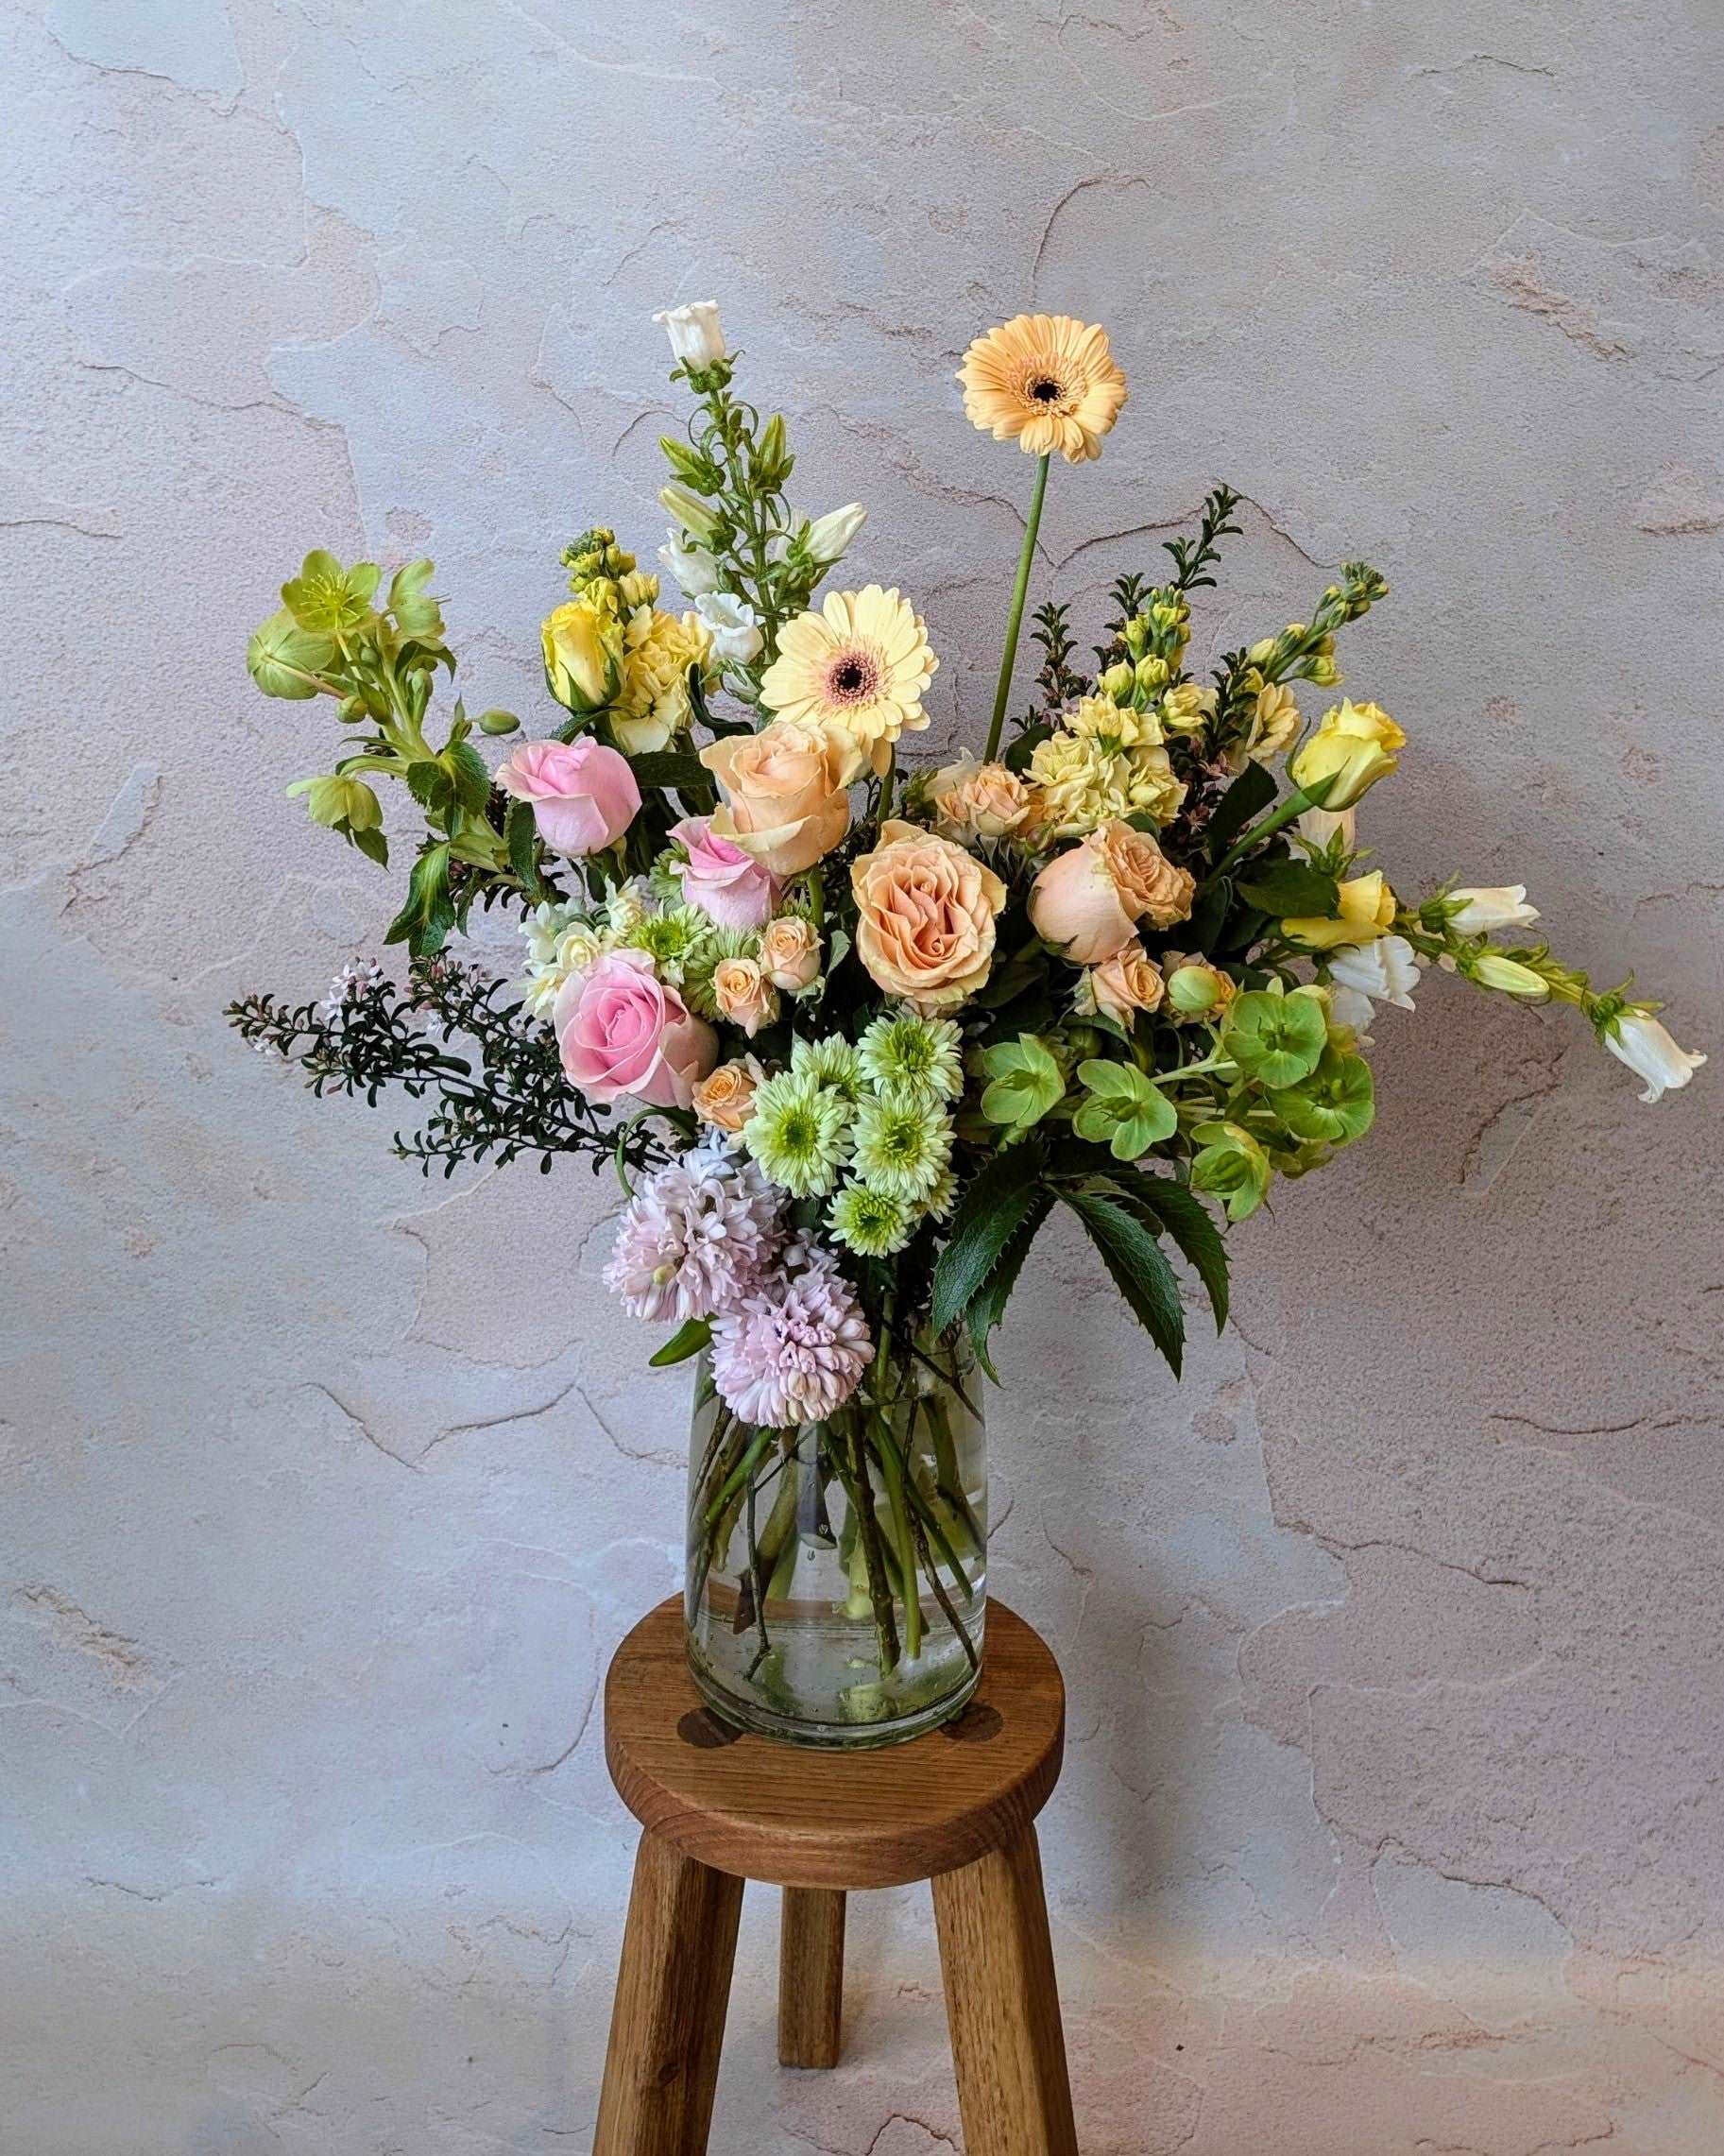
[230,300,1702,1746]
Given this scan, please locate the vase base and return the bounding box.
[687,1639,982,1751]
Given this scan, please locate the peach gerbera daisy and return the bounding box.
[759,585,936,771]
[958,314,1127,464]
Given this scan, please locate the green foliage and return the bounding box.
[1237,861,1340,917]
[979,1034,1065,1133]
[1190,1121,1272,1222]
[650,1318,711,1367]
[929,1142,1049,1339]
[1162,484,1243,595]
[1097,1168,1230,1329]
[1222,990,1327,1088]
[1057,1187,1186,1377]
[1071,1058,1177,1160]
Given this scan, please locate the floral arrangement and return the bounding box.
[230,299,1701,1739]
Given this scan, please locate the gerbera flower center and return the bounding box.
[1029,373,1066,402]
[824,646,881,704]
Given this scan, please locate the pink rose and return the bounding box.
[496,737,640,858]
[669,814,779,930]
[554,950,716,1108]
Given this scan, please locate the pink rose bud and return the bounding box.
[554,950,717,1108]
[668,814,780,931]
[495,736,640,858]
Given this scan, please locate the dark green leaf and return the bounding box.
[650,1317,711,1367]
[967,1189,1052,1381]
[1203,760,1276,858]
[1183,875,1232,955]
[1237,862,1340,916]
[445,739,492,815]
[1059,1189,1186,1377]
[504,796,541,895]
[384,842,454,956]
[1003,719,1053,773]
[628,749,716,799]
[1096,1169,1229,1330]
[350,824,389,869]
[405,758,454,818]
[930,1142,1048,1338]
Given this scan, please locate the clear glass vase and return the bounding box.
[685,1331,986,1747]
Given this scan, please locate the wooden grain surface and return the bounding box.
[604,1597,1066,1889]
[932,1822,1078,2156]
[777,1887,846,2069]
[591,1830,743,2156]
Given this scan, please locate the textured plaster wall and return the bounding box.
[3,0,1721,2149]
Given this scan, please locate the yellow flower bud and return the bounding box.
[1284,870,1397,951]
[541,599,623,714]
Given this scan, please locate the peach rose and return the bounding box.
[930,756,1035,840]
[1089,947,1164,1022]
[759,915,821,993]
[712,955,779,1037]
[699,719,865,877]
[1030,820,1194,966]
[849,818,1006,1014]
[691,1055,764,1134]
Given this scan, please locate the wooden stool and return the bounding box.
[594,1596,1075,2155]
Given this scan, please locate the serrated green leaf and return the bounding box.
[930,1143,1048,1338]
[445,738,492,815]
[966,1189,1052,1381]
[504,796,541,895]
[1060,1189,1186,1377]
[405,758,454,819]
[650,1317,711,1368]
[1095,1169,1230,1329]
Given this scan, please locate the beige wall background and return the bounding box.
[5,1,1722,2149]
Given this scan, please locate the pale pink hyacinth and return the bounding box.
[604,1148,783,1324]
[709,1242,872,1429]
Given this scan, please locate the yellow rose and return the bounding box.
[759,915,821,993]
[699,719,865,876]
[1289,697,1405,809]
[850,819,1006,1013]
[930,756,1036,840]
[542,598,623,714]
[1285,869,1397,950]
[691,1055,764,1134]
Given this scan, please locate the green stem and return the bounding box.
[1213,773,1337,877]
[877,745,896,820]
[874,1414,922,1663]
[982,452,1050,762]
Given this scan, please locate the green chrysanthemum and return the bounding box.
[791,1033,866,1104]
[628,905,709,984]
[920,1168,959,1223]
[857,1010,964,1104]
[743,1069,852,1196]
[828,1181,913,1258]
[850,1093,953,1203]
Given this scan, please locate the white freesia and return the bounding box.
[1448,884,1539,933]
[1604,1012,1707,1104]
[1328,933,1421,1012]
[658,525,721,597]
[1298,803,1357,849]
[806,502,867,564]
[652,300,726,368]
[694,590,764,665]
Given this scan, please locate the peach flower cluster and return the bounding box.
[1028,819,1195,966]
[849,819,1007,1014]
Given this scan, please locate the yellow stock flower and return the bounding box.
[1027,731,1130,838]
[612,606,713,755]
[1285,869,1397,951]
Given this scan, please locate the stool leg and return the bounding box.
[930,1822,1077,2156]
[593,1830,743,2155]
[777,1887,846,2068]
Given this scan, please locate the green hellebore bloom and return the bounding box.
[247,608,336,699]
[1189,1120,1272,1222]
[1267,1046,1375,1146]
[1222,989,1327,1089]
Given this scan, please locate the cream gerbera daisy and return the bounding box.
[759,585,936,771]
[958,314,1127,464]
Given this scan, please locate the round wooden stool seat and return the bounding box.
[594,1596,1079,2155]
[604,1596,1066,1889]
